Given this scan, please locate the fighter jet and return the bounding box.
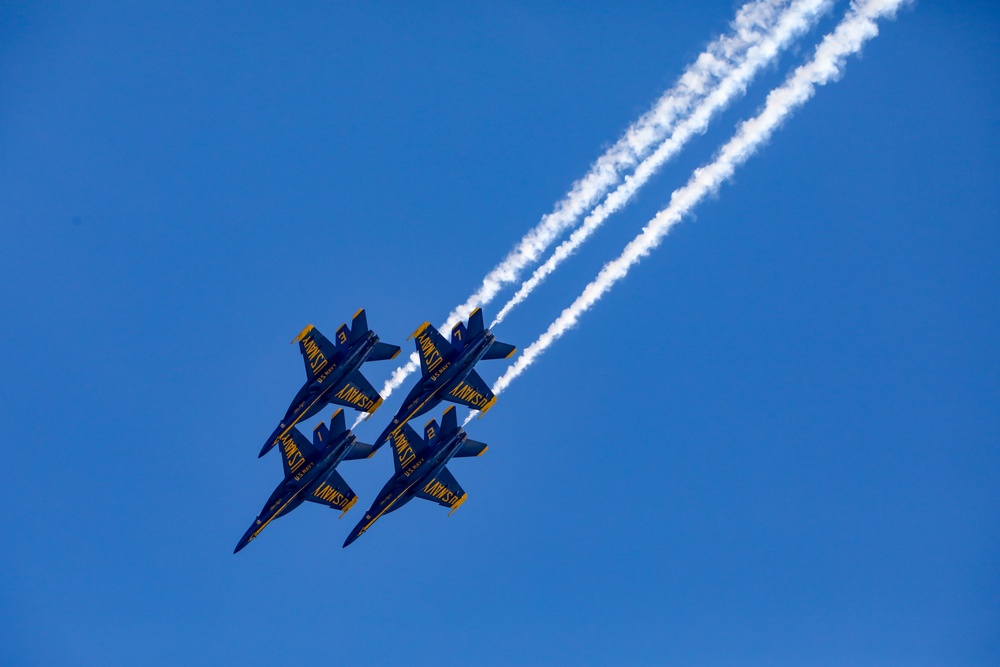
[344,405,487,547]
[259,308,400,458]
[235,409,373,553]
[373,308,514,450]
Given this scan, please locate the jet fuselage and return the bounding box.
[235,431,358,552]
[264,331,380,453]
[344,428,468,546]
[377,331,494,445]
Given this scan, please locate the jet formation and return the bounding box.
[235,308,514,551]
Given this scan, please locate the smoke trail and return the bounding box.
[482,0,909,416]
[492,0,832,326]
[365,0,805,421]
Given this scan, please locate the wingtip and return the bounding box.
[291,324,315,344]
[448,494,468,516]
[479,396,497,417]
[408,321,431,340]
[339,496,358,518]
[478,446,488,457]
[505,346,517,359]
[363,398,383,420]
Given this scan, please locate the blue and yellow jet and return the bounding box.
[259,308,400,458]
[344,405,488,547]
[373,308,514,450]
[235,409,373,553]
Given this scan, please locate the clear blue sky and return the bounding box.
[2,2,997,665]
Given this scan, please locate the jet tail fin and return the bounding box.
[330,408,347,437]
[349,308,368,347]
[424,418,440,444]
[451,321,468,351]
[467,308,485,339]
[441,405,458,435]
[334,323,351,349]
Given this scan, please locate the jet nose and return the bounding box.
[234,521,260,553]
[234,534,252,554]
[343,529,362,548]
[259,424,286,458]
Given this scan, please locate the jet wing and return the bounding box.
[328,371,383,414]
[414,466,468,515]
[410,322,455,379]
[294,325,338,382]
[444,368,495,412]
[306,469,358,516]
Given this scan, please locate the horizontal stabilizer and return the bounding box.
[307,469,358,517]
[410,322,455,379]
[344,440,375,461]
[481,340,516,361]
[454,438,488,458]
[349,308,368,347]
[445,369,494,411]
[328,371,382,414]
[368,341,401,362]
[415,466,467,515]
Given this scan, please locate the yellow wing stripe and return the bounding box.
[408,322,431,340]
[339,495,358,518]
[448,493,468,516]
[292,324,315,344]
[479,396,497,417]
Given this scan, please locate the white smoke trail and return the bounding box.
[492,0,832,326]
[475,0,909,421]
[363,0,809,423]
[441,0,793,326]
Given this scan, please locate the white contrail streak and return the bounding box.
[477,0,908,420]
[492,0,832,326]
[362,0,811,424]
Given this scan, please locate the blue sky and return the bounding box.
[1,1,997,665]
